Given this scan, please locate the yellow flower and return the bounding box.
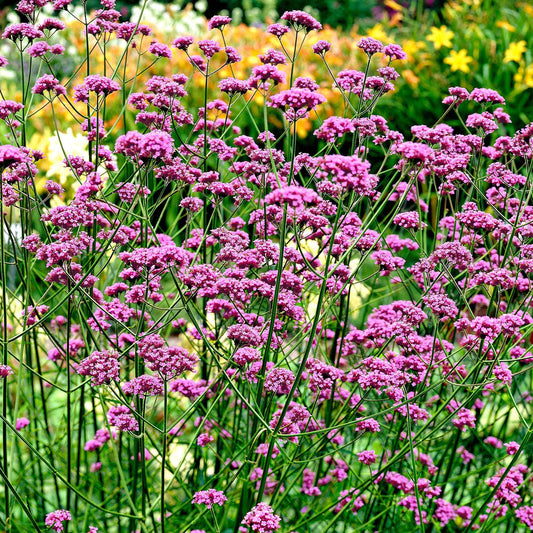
[427,25,454,50]
[383,0,403,24]
[402,39,426,61]
[366,23,388,43]
[521,2,533,16]
[402,69,420,87]
[515,64,533,88]
[296,119,313,139]
[384,0,403,11]
[444,49,473,73]
[496,20,516,32]
[445,1,463,13]
[504,40,527,63]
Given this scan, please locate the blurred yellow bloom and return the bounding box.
[402,69,420,87]
[296,119,313,138]
[445,1,463,13]
[367,23,388,42]
[444,49,473,72]
[384,0,403,11]
[521,3,533,16]
[504,40,527,63]
[427,25,454,50]
[515,64,533,88]
[402,39,426,61]
[496,20,516,32]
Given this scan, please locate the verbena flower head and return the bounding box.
[384,43,407,61]
[259,49,287,66]
[32,75,66,96]
[27,42,51,58]
[16,417,30,430]
[248,65,286,89]
[469,88,505,105]
[0,145,27,167]
[75,350,120,386]
[219,78,249,95]
[45,510,71,532]
[197,39,221,59]
[241,503,281,532]
[171,36,194,50]
[312,40,331,55]
[281,10,322,32]
[74,75,120,103]
[225,46,242,64]
[37,18,66,32]
[208,15,231,30]
[115,130,174,160]
[0,364,13,378]
[266,23,290,37]
[148,41,172,58]
[2,23,44,41]
[268,88,326,121]
[192,489,227,508]
[357,37,384,56]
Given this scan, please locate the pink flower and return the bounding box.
[259,49,287,66]
[493,363,512,385]
[192,489,227,509]
[197,39,221,59]
[312,40,331,55]
[32,75,66,96]
[241,503,281,532]
[384,43,406,60]
[393,211,426,230]
[16,417,30,431]
[0,365,13,378]
[281,10,321,31]
[357,37,384,56]
[357,450,377,465]
[505,441,520,455]
[208,15,231,30]
[122,375,163,397]
[3,23,44,41]
[27,41,51,57]
[75,350,119,386]
[149,41,172,58]
[172,36,194,50]
[469,88,505,105]
[197,433,214,447]
[264,367,295,394]
[267,23,290,37]
[219,78,249,94]
[45,510,71,532]
[355,418,380,433]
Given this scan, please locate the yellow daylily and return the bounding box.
[521,2,533,16]
[384,0,403,24]
[427,25,454,50]
[402,39,426,61]
[366,23,389,43]
[384,0,403,11]
[504,40,527,63]
[496,20,516,32]
[515,64,533,88]
[444,49,474,73]
[402,69,420,87]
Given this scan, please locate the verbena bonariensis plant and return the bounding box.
[1,2,533,533]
